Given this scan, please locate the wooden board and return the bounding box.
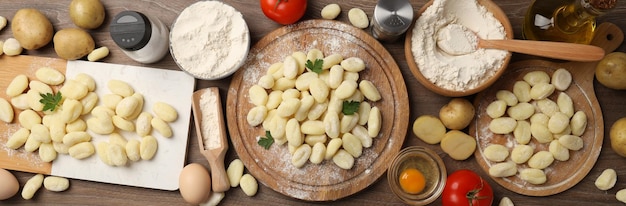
[470,22,623,196]
[0,56,195,190]
[226,19,409,201]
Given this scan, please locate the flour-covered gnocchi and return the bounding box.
[246,49,382,169]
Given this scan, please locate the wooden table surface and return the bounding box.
[2,0,626,205]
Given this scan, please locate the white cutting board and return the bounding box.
[51,61,195,190]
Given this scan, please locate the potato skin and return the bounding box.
[596,52,626,90]
[610,117,626,157]
[53,28,95,60]
[439,98,475,130]
[11,8,54,50]
[69,0,106,29]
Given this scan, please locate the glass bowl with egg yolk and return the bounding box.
[388,146,447,205]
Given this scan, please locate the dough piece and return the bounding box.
[519,168,547,185]
[499,197,515,206]
[549,140,570,161]
[512,81,531,103]
[348,8,369,29]
[558,135,583,151]
[440,130,476,160]
[483,144,509,162]
[507,102,535,120]
[595,168,617,191]
[513,120,531,144]
[0,98,14,123]
[239,174,258,196]
[530,83,555,100]
[496,90,518,106]
[22,174,44,200]
[617,189,626,204]
[489,117,517,134]
[321,4,341,20]
[523,71,550,86]
[43,176,70,192]
[510,144,534,164]
[486,100,507,119]
[570,111,587,136]
[552,68,572,91]
[489,161,517,177]
[227,159,244,187]
[527,151,554,169]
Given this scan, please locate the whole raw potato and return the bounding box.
[11,8,54,50]
[610,117,626,157]
[53,28,95,60]
[69,0,106,29]
[596,52,626,90]
[439,98,475,130]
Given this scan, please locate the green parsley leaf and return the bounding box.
[342,100,360,115]
[39,92,63,112]
[305,59,324,74]
[258,131,274,150]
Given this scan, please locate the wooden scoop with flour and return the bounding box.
[191,87,230,192]
[436,23,606,62]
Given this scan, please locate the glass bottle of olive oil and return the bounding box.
[523,0,616,44]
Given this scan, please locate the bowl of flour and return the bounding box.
[404,0,513,97]
[170,1,250,80]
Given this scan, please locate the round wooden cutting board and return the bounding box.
[470,23,623,196]
[226,20,409,201]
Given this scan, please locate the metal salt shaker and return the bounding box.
[371,0,414,42]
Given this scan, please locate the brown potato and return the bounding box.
[69,0,106,29]
[610,117,626,157]
[11,8,54,50]
[53,28,95,60]
[596,52,626,90]
[439,98,475,130]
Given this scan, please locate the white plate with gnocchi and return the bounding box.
[226,20,409,201]
[470,59,604,196]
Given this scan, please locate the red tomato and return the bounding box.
[260,0,307,25]
[442,170,493,206]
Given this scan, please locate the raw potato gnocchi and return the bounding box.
[246,49,382,169]
[43,176,70,192]
[227,159,244,187]
[348,8,369,29]
[22,174,44,200]
[483,69,587,184]
[595,168,617,191]
[321,4,341,20]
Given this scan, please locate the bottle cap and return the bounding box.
[372,0,413,41]
[110,11,152,51]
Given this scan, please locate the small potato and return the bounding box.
[321,4,341,20]
[53,28,95,60]
[412,115,446,144]
[12,9,54,50]
[440,130,476,160]
[439,98,475,130]
[70,0,106,29]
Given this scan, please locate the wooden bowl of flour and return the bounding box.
[404,0,513,97]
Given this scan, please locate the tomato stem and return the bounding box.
[274,0,286,10]
[466,177,489,206]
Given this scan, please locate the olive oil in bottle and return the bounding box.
[522,0,616,44]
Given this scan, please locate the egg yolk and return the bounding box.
[399,168,426,194]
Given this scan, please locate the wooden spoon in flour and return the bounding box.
[191,87,230,192]
[436,23,605,62]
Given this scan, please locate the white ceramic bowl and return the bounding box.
[170,1,250,80]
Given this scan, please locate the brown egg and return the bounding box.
[0,168,20,200]
[179,163,211,204]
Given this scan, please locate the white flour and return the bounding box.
[436,24,478,55]
[411,0,507,91]
[199,89,222,150]
[170,1,250,80]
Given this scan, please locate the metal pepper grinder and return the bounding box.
[371,0,414,42]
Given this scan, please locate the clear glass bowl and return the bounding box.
[388,146,447,205]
